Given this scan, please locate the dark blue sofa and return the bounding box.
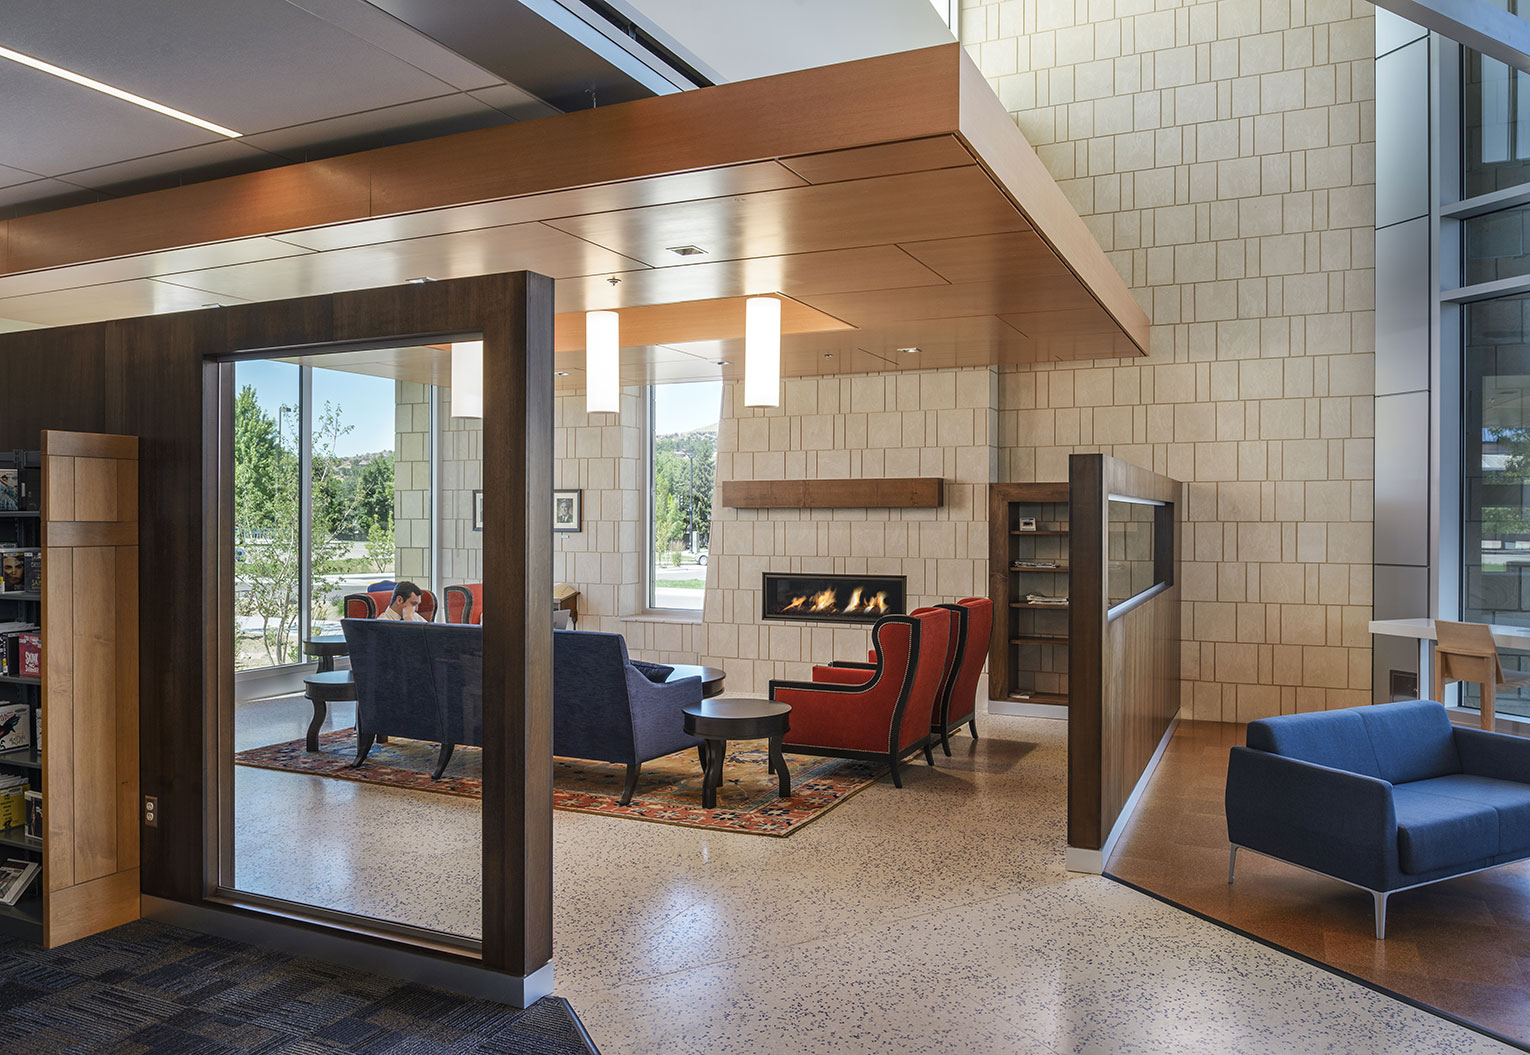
[1227,699,1530,938]
[553,630,702,805]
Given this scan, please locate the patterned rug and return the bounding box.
[235,730,883,837]
[0,918,598,1054]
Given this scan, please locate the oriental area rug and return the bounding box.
[235,730,881,837]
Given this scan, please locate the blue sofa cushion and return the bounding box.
[1246,708,1382,778]
[1359,700,1461,784]
[1393,784,1499,874]
[630,660,675,683]
[1406,773,1530,858]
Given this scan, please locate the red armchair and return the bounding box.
[768,609,952,787]
[934,597,992,753]
[444,583,483,624]
[345,588,437,622]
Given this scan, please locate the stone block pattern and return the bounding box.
[966,0,1376,720]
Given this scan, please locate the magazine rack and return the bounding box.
[0,431,140,946]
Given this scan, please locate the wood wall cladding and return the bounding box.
[1067,454,1183,852]
[0,273,553,978]
[720,478,943,509]
[41,430,141,947]
[0,44,1148,382]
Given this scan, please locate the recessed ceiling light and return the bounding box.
[0,44,241,138]
[898,346,921,354]
[666,245,707,257]
[407,276,435,284]
[715,360,731,366]
[823,353,834,359]
[554,371,570,376]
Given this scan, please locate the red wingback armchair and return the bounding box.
[935,597,992,753]
[345,588,437,622]
[444,583,483,625]
[768,608,951,787]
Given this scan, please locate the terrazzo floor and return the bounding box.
[232,696,1519,1054]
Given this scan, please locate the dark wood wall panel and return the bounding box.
[1068,454,1182,853]
[0,273,554,979]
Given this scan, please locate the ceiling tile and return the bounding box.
[0,179,105,219]
[240,93,510,160]
[0,278,248,328]
[0,0,464,134]
[468,84,560,122]
[283,0,503,91]
[0,165,43,191]
[55,139,285,194]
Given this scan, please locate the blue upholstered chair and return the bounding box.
[553,630,702,805]
[343,619,482,780]
[1227,699,1530,938]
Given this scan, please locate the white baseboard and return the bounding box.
[1066,711,1181,875]
[987,699,1069,720]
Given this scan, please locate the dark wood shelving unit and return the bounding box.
[989,482,1071,705]
[0,448,43,941]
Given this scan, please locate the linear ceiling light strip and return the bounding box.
[0,44,241,137]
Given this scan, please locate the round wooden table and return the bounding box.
[666,664,726,699]
[303,669,355,753]
[303,633,348,674]
[682,698,791,809]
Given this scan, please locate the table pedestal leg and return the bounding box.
[317,655,334,674]
[702,738,726,809]
[769,736,790,798]
[306,697,326,753]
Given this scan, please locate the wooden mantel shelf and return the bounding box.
[721,478,942,509]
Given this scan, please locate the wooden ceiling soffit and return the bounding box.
[0,43,1148,359]
[551,294,848,353]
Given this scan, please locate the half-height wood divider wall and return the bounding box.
[1067,454,1183,873]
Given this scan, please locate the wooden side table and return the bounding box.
[303,670,355,752]
[682,698,791,809]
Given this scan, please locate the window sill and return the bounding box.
[1443,704,1530,738]
[624,610,703,624]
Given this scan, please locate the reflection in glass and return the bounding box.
[1463,295,1530,716]
[1107,499,1160,609]
[1464,39,1530,197]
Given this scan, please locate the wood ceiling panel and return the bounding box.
[553,245,947,314]
[543,167,1028,269]
[999,307,1135,337]
[272,345,451,387]
[274,162,807,252]
[160,223,645,303]
[779,135,974,184]
[899,230,1071,285]
[0,237,316,300]
[0,279,249,328]
[797,275,1104,328]
[552,295,849,352]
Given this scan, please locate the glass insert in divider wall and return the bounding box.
[1107,500,1160,608]
[228,343,482,945]
[1462,294,1530,718]
[650,381,721,611]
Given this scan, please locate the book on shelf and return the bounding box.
[0,773,28,831]
[0,859,38,906]
[22,790,39,841]
[0,625,39,677]
[22,553,39,593]
[0,705,28,752]
[1023,594,1069,606]
[1011,560,1061,570]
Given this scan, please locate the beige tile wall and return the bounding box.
[967,0,1376,719]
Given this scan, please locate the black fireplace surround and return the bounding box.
[762,572,908,625]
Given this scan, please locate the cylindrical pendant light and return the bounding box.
[744,296,781,407]
[586,310,620,414]
[450,340,483,418]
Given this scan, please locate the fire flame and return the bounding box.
[774,584,893,617]
[783,595,808,612]
[809,588,837,612]
[845,587,863,611]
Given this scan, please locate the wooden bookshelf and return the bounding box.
[0,431,141,947]
[988,482,1071,705]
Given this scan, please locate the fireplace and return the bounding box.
[762,572,908,625]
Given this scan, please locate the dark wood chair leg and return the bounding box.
[923,740,935,766]
[305,695,326,753]
[347,731,376,768]
[431,741,456,781]
[889,755,903,788]
[620,761,642,806]
[968,718,979,740]
[939,728,953,756]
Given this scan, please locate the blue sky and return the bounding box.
[654,381,722,435]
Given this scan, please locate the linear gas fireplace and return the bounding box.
[762,572,908,625]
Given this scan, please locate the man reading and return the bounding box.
[379,581,427,622]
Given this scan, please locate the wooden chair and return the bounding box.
[1432,620,1530,729]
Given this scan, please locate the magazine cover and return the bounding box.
[0,552,24,591]
[16,635,39,679]
[0,859,38,905]
[23,553,39,593]
[0,471,16,512]
[0,703,30,751]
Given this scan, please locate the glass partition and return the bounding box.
[1107,499,1160,609]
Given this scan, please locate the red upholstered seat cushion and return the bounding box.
[445,583,484,624]
[774,620,916,752]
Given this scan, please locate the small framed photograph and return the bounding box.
[1018,516,1037,532]
[471,490,485,532]
[553,489,582,533]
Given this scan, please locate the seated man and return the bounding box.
[378,581,427,622]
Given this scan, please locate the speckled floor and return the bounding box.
[233,699,1517,1054]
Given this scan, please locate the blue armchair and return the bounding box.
[1227,699,1530,938]
[554,630,702,804]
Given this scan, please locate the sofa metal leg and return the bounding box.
[1373,890,1388,941]
[432,742,456,781]
[620,762,642,806]
[1227,845,1237,884]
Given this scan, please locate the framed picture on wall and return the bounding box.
[471,489,484,532]
[553,489,582,533]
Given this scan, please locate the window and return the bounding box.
[1465,32,1530,197]
[648,381,721,611]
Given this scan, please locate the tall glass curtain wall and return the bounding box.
[1462,25,1530,716]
